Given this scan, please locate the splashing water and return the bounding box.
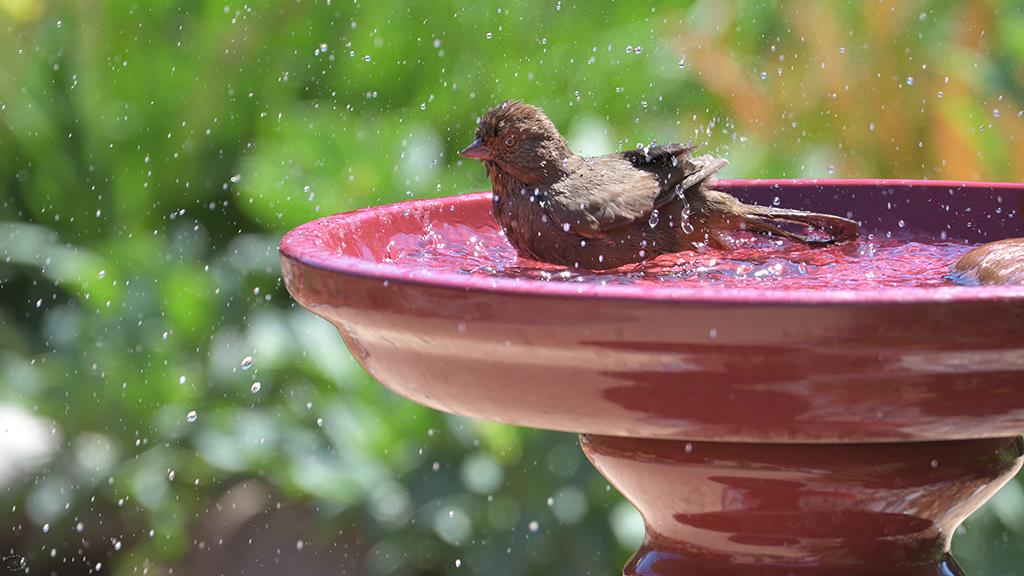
[382,222,978,290]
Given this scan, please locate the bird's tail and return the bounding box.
[739,205,860,246]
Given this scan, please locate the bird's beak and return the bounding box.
[460,139,494,161]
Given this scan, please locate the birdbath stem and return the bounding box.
[582,435,1023,576]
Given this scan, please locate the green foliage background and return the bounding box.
[1,1,1023,574]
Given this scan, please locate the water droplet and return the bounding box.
[898,219,906,228]
[485,32,493,39]
[42,523,50,533]
[178,375,186,385]
[827,164,836,175]
[168,469,175,481]
[75,522,84,533]
[930,459,939,468]
[2,556,27,571]
[759,71,768,80]
[432,461,441,471]
[455,559,462,568]
[114,539,122,551]
[937,91,944,98]
[250,382,262,393]
[296,539,304,551]
[992,108,1001,118]
[186,410,198,423]
[648,209,660,228]
[240,356,253,370]
[708,328,718,339]
[905,76,914,86]
[432,38,441,49]
[684,443,693,454]
[363,54,371,62]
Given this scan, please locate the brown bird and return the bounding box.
[460,100,859,270]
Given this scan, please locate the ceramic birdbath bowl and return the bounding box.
[280,180,1024,575]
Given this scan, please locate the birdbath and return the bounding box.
[280,180,1024,575]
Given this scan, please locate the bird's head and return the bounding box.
[460,101,573,184]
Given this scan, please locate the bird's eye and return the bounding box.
[504,136,517,148]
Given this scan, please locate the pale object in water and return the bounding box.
[955,238,1024,285]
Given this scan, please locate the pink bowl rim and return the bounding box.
[279,179,1024,305]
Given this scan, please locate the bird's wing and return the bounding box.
[619,143,697,169]
[545,144,726,238]
[545,157,662,238]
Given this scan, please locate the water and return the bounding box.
[383,222,978,290]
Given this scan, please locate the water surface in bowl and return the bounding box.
[382,222,978,290]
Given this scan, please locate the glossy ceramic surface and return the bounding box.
[280,180,1024,574]
[280,180,1024,443]
[583,435,1023,575]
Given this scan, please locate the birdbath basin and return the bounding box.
[280,180,1024,575]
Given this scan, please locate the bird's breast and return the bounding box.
[491,187,551,258]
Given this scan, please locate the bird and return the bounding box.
[459,100,859,270]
